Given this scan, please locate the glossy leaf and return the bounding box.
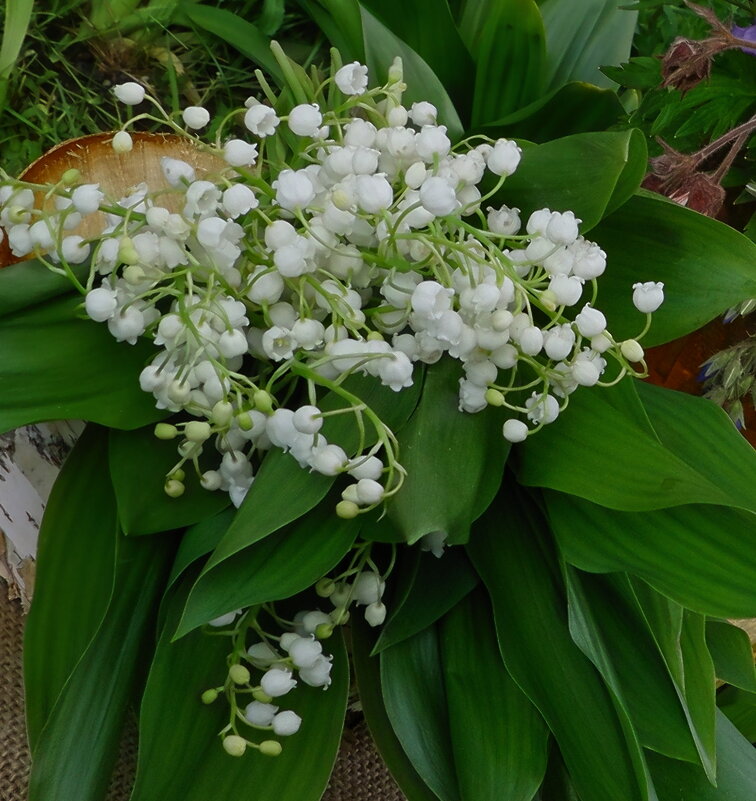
[180,3,284,83]
[0,258,84,317]
[440,588,549,801]
[483,81,625,142]
[166,507,236,590]
[24,426,118,750]
[467,0,546,126]
[131,577,349,801]
[648,711,756,800]
[548,493,756,618]
[706,621,756,693]
[467,487,651,801]
[517,380,756,513]
[0,295,165,433]
[175,498,359,637]
[374,547,478,654]
[389,359,509,545]
[591,193,756,346]
[381,625,460,801]
[109,425,229,536]
[500,130,647,233]
[204,373,421,569]
[28,531,173,801]
[539,0,637,90]
[359,0,474,120]
[360,6,464,142]
[351,617,439,801]
[565,569,701,765]
[296,0,364,61]
[717,686,756,743]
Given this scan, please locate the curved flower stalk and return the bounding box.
[0,48,663,522]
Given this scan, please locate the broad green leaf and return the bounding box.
[467,487,651,801]
[389,359,509,545]
[205,373,421,569]
[167,507,236,589]
[180,3,284,83]
[296,0,365,62]
[360,7,464,143]
[374,547,478,653]
[351,617,439,801]
[0,0,33,108]
[381,625,461,801]
[517,379,756,513]
[28,531,173,801]
[500,130,647,233]
[547,493,756,618]
[467,0,546,126]
[538,0,637,90]
[24,426,118,750]
[636,381,756,510]
[706,621,756,693]
[440,588,549,801]
[0,295,164,433]
[717,686,756,743]
[483,81,625,142]
[131,577,349,801]
[565,569,701,765]
[174,497,359,637]
[591,193,756,346]
[109,425,229,536]
[0,258,84,317]
[359,0,474,120]
[648,711,756,800]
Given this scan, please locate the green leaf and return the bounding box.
[591,193,756,346]
[483,81,625,142]
[360,6,464,142]
[466,0,545,125]
[204,373,421,569]
[717,686,756,743]
[389,359,509,545]
[440,588,549,801]
[166,507,237,590]
[517,379,756,513]
[500,130,647,233]
[130,577,349,801]
[601,57,663,91]
[547,493,756,618]
[648,711,756,800]
[351,617,439,801]
[466,486,651,801]
[23,426,118,750]
[565,569,702,766]
[109,425,229,536]
[296,0,364,61]
[359,0,474,121]
[381,625,460,801]
[28,531,173,801]
[538,0,637,90]
[707,621,756,693]
[0,295,165,434]
[179,3,284,83]
[0,258,84,318]
[174,496,359,637]
[373,547,478,654]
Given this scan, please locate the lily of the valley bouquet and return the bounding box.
[2,42,756,801]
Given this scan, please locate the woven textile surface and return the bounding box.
[0,588,405,801]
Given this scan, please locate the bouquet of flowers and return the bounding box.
[1,12,755,801]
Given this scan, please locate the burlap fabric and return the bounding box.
[0,588,405,801]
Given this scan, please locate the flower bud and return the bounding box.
[200,470,221,491]
[316,578,336,597]
[502,419,528,443]
[154,423,179,440]
[212,401,234,426]
[61,168,81,186]
[336,500,360,519]
[185,421,212,442]
[259,740,283,757]
[621,339,645,362]
[222,735,247,757]
[229,664,251,685]
[315,622,334,639]
[201,688,219,704]
[485,388,505,407]
[113,81,145,105]
[164,479,185,498]
[253,390,274,414]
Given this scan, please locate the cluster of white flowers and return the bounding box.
[202,554,386,757]
[0,55,663,514]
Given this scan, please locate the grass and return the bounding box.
[0,0,325,176]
